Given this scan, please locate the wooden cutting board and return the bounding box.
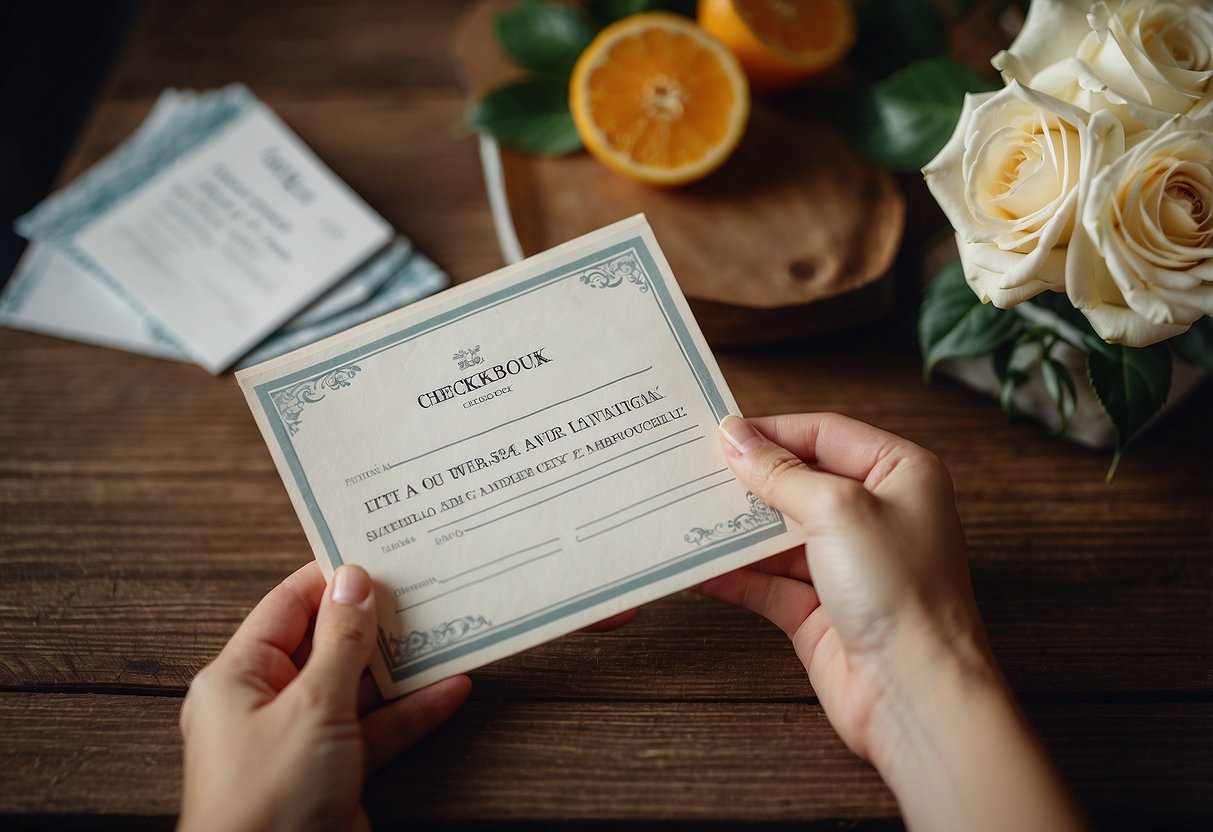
[453,1,904,345]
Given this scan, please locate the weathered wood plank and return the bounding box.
[2,541,1209,697]
[1,362,1208,698]
[2,0,1210,826]
[1,693,1209,828]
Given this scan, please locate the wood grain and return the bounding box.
[1,0,1210,827]
[3,542,1208,697]
[2,693,1210,828]
[2,325,1208,697]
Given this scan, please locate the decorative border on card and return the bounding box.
[379,615,493,672]
[272,364,362,435]
[251,234,786,685]
[683,492,779,547]
[578,252,647,293]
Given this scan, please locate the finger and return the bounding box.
[696,567,820,638]
[752,546,810,582]
[290,631,313,670]
[227,561,325,658]
[204,562,325,702]
[357,670,382,717]
[579,608,638,633]
[745,413,929,491]
[292,565,377,715]
[363,675,472,773]
[719,415,871,530]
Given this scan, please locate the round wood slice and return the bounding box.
[453,0,904,345]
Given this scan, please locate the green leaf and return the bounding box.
[1086,343,1172,458]
[586,0,650,26]
[994,328,1045,417]
[995,342,1024,417]
[467,79,583,155]
[993,339,1024,416]
[495,0,594,78]
[586,0,695,27]
[1040,354,1078,436]
[850,0,946,78]
[919,260,1022,378]
[1170,318,1213,371]
[848,57,999,171]
[1023,291,1099,343]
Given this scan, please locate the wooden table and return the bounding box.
[2,1,1210,828]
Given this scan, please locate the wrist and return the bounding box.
[862,610,1007,778]
[859,615,1088,831]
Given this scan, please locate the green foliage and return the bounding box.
[920,264,1191,475]
[1039,352,1078,436]
[466,79,583,156]
[585,0,694,27]
[850,0,946,79]
[849,58,999,171]
[919,260,1022,378]
[472,0,700,154]
[586,0,653,27]
[495,0,595,78]
[469,1,599,155]
[1170,318,1213,371]
[1024,290,1098,337]
[1086,343,1173,477]
[991,326,1078,437]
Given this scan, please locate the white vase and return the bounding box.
[936,301,1207,449]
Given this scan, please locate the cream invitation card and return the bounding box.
[237,215,799,696]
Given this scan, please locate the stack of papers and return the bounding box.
[1,85,447,372]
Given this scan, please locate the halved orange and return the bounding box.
[569,12,750,186]
[698,0,857,91]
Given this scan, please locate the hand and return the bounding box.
[704,413,982,762]
[703,414,1086,831]
[178,562,470,832]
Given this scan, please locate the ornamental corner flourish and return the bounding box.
[378,614,493,674]
[578,251,648,293]
[272,364,362,435]
[684,491,779,547]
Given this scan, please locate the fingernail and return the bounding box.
[719,415,762,455]
[331,565,371,605]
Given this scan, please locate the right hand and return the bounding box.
[702,413,993,766]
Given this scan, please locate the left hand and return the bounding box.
[177,562,471,832]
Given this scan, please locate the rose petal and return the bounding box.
[923,92,998,242]
[963,236,1067,295]
[992,0,1095,83]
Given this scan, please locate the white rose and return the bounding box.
[995,0,1213,130]
[924,81,1124,307]
[1066,114,1213,346]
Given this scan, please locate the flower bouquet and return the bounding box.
[917,0,1212,472]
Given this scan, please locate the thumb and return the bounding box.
[718,415,864,529]
[295,564,377,714]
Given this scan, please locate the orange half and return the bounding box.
[569,13,750,186]
[699,0,857,91]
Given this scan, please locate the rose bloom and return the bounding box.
[1068,115,1213,345]
[924,81,1124,307]
[994,0,1213,131]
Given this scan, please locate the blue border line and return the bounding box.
[389,524,782,679]
[250,236,784,680]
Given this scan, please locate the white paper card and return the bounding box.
[237,216,799,697]
[0,244,185,360]
[67,104,392,372]
[1,238,449,370]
